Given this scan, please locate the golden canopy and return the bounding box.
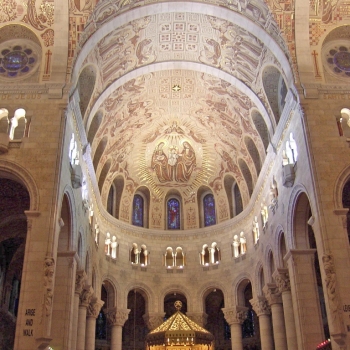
[146,301,214,350]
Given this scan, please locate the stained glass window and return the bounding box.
[167,198,180,229]
[132,194,144,227]
[204,194,216,227]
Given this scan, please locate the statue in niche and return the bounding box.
[252,216,259,244]
[240,231,247,254]
[111,236,118,259]
[105,232,111,255]
[233,235,240,257]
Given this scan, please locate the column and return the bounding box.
[71,270,86,350]
[142,312,165,331]
[76,285,93,350]
[222,306,248,350]
[250,296,274,350]
[263,283,287,350]
[85,296,105,350]
[106,307,131,350]
[273,269,298,350]
[285,250,324,349]
[186,312,208,328]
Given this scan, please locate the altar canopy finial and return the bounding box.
[174,300,182,310]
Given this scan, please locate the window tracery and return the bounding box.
[131,243,149,266]
[200,243,220,265]
[233,232,247,257]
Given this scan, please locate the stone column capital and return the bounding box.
[87,296,104,318]
[222,306,248,325]
[272,268,291,293]
[263,283,282,305]
[75,270,87,294]
[250,296,271,316]
[105,307,131,326]
[79,285,94,307]
[142,312,165,330]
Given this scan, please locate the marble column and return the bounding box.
[85,296,104,350]
[273,269,298,350]
[186,312,208,328]
[142,312,165,331]
[263,283,288,350]
[72,270,86,350]
[222,306,248,350]
[106,307,131,350]
[250,296,274,350]
[76,285,93,350]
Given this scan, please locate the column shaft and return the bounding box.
[85,316,96,350]
[76,306,87,350]
[110,324,123,350]
[281,291,298,350]
[230,323,243,350]
[270,303,287,350]
[259,314,274,350]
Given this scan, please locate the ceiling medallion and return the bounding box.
[172,84,181,92]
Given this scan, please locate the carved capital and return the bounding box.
[186,312,208,328]
[250,296,271,316]
[87,296,104,318]
[75,270,87,294]
[80,285,94,307]
[142,312,165,330]
[273,268,291,293]
[105,307,131,326]
[222,306,248,325]
[263,283,282,305]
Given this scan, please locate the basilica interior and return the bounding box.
[1,0,350,349]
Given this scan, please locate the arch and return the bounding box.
[265,248,275,283]
[132,186,150,228]
[100,273,122,306]
[334,164,350,208]
[238,158,253,197]
[166,191,183,230]
[10,108,26,140]
[93,136,108,173]
[160,284,192,313]
[197,186,216,227]
[98,158,111,193]
[57,185,77,251]
[77,64,97,119]
[262,65,287,125]
[87,109,103,145]
[0,108,9,134]
[255,263,265,295]
[0,160,40,211]
[251,109,269,151]
[175,246,185,267]
[107,175,124,219]
[198,281,229,310]
[233,274,254,307]
[244,136,262,177]
[164,291,188,317]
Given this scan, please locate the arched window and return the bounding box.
[132,194,144,227]
[203,193,216,227]
[233,183,243,215]
[175,247,184,267]
[201,245,210,265]
[165,247,174,267]
[167,198,180,229]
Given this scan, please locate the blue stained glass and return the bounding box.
[3,51,28,71]
[204,194,216,227]
[168,198,180,229]
[132,194,144,227]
